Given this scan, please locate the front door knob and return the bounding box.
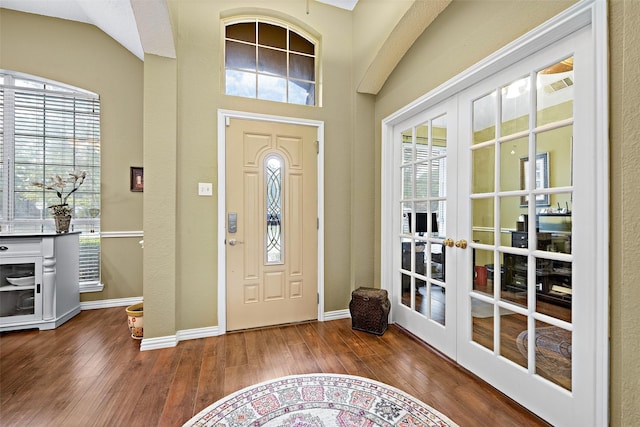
[455,239,468,249]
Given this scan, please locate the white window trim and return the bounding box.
[222,17,320,106]
[1,70,102,288]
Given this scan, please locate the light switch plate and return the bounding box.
[198,182,213,196]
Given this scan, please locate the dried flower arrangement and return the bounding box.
[32,171,87,216]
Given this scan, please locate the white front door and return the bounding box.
[225,117,318,331]
[386,6,606,425]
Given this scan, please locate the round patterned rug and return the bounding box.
[183,373,457,427]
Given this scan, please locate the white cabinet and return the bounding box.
[0,233,80,332]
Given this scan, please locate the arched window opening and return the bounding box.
[0,70,101,286]
[225,19,317,106]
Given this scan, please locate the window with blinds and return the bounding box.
[0,71,101,286]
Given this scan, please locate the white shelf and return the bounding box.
[1,233,80,331]
[0,285,35,292]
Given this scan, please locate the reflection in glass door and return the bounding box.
[469,57,574,392]
[394,104,457,359]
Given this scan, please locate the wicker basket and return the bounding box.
[349,287,390,335]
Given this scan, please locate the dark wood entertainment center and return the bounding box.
[503,214,572,307]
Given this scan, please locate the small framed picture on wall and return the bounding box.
[130,167,144,192]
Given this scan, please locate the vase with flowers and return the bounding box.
[32,171,87,233]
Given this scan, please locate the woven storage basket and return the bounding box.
[349,287,390,335]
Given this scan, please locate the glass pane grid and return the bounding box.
[225,20,316,106]
[399,116,447,325]
[467,55,577,396]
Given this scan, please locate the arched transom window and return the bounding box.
[224,19,317,106]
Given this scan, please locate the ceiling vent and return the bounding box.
[544,77,574,93]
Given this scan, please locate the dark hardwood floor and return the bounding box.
[0,307,550,426]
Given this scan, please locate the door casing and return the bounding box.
[217,110,325,333]
[381,1,608,425]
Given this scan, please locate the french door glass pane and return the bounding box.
[533,320,572,391]
[402,128,413,164]
[536,126,573,190]
[415,123,429,161]
[399,114,448,322]
[469,55,575,392]
[500,309,528,369]
[471,297,494,350]
[537,57,574,127]
[471,198,494,245]
[472,145,495,194]
[500,137,528,192]
[473,248,493,296]
[473,92,497,144]
[502,253,527,308]
[401,166,413,201]
[501,76,530,137]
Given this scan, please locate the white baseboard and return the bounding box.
[140,327,222,351]
[83,299,350,351]
[323,309,351,321]
[80,296,143,310]
[177,326,223,341]
[139,310,352,351]
[140,335,177,351]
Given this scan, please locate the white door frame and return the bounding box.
[381,1,608,424]
[217,109,325,333]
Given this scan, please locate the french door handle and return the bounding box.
[455,240,468,249]
[443,238,454,247]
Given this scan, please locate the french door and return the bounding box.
[392,100,459,359]
[387,7,606,426]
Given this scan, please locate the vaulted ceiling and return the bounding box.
[0,0,357,61]
[1,0,450,95]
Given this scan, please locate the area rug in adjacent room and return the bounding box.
[183,373,458,427]
[516,325,572,390]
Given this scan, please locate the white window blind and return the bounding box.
[0,71,101,285]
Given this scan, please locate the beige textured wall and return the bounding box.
[0,9,144,303]
[155,0,360,332]
[142,54,178,338]
[609,1,640,425]
[352,0,413,84]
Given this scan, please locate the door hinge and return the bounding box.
[317,293,319,304]
[317,218,319,230]
[315,140,319,154]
